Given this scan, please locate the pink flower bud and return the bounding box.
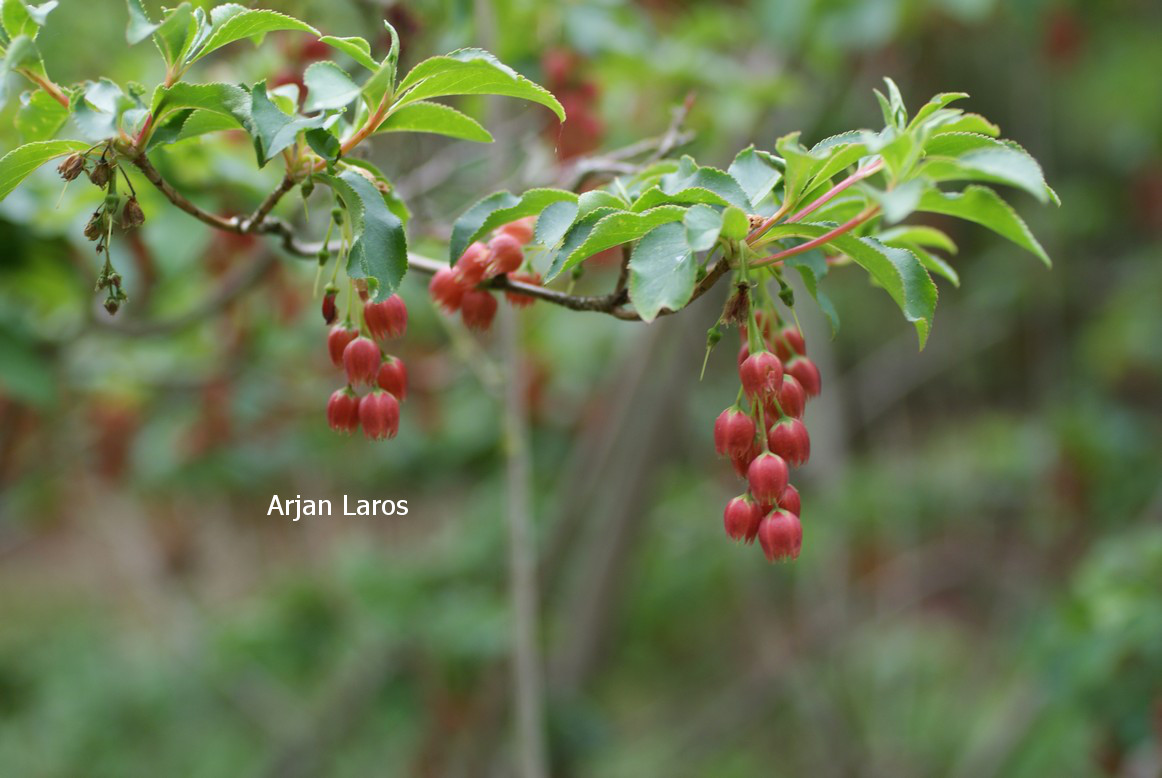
[713,407,756,457]
[739,350,784,401]
[358,390,399,440]
[758,509,802,562]
[723,495,762,543]
[342,336,381,386]
[499,216,535,245]
[786,355,821,398]
[746,452,788,506]
[376,356,407,401]
[326,388,360,434]
[777,484,801,516]
[487,232,525,275]
[461,289,498,332]
[327,324,358,368]
[767,417,810,467]
[774,325,806,361]
[773,374,806,419]
[364,294,407,340]
[430,267,465,313]
[455,241,490,285]
[504,272,542,308]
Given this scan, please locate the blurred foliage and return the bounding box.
[1,0,1160,776]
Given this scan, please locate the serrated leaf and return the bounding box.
[3,0,56,40]
[684,204,722,251]
[0,139,89,201]
[543,207,620,279]
[803,139,870,195]
[125,0,157,44]
[145,108,238,149]
[190,6,317,64]
[578,189,625,215]
[783,253,839,334]
[922,132,1054,203]
[917,185,1050,266]
[631,185,733,212]
[152,3,195,67]
[395,48,564,121]
[931,113,1000,137]
[324,168,407,301]
[888,241,960,287]
[151,81,250,125]
[877,225,958,254]
[534,200,578,248]
[248,82,326,166]
[15,88,66,141]
[377,101,492,142]
[302,61,359,113]
[628,222,696,323]
[3,34,44,76]
[728,146,781,206]
[305,126,340,161]
[448,188,577,263]
[908,91,969,130]
[868,178,928,224]
[766,223,937,347]
[658,155,751,210]
[319,35,376,71]
[72,78,134,142]
[548,206,686,281]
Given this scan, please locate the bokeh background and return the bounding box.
[2,0,1161,776]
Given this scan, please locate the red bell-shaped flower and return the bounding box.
[455,241,490,285]
[758,509,802,562]
[767,417,810,467]
[342,336,381,386]
[786,355,822,398]
[430,267,466,313]
[364,295,407,340]
[739,350,783,400]
[327,324,358,368]
[358,390,399,441]
[376,356,408,401]
[499,216,535,245]
[777,484,801,516]
[461,289,498,332]
[772,374,806,419]
[326,387,360,434]
[487,232,524,275]
[724,495,762,543]
[746,452,789,506]
[714,407,756,457]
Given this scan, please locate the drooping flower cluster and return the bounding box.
[324,294,408,440]
[716,317,821,562]
[429,217,543,330]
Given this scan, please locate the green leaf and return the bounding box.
[628,222,696,323]
[2,0,56,40]
[877,225,958,254]
[917,185,1050,266]
[152,3,195,68]
[578,189,626,215]
[72,78,135,142]
[15,88,66,141]
[767,223,937,347]
[683,204,722,252]
[151,81,250,126]
[727,146,781,206]
[631,185,734,212]
[448,188,577,263]
[3,34,44,76]
[721,206,749,241]
[377,101,492,143]
[657,155,751,210]
[908,91,969,130]
[534,200,578,247]
[887,241,959,287]
[867,178,928,224]
[395,48,564,122]
[247,82,326,166]
[783,252,839,334]
[125,0,157,44]
[0,139,89,201]
[319,35,377,71]
[302,61,360,113]
[145,108,238,149]
[543,207,620,279]
[547,205,687,281]
[190,6,317,64]
[324,169,407,301]
[803,139,870,195]
[304,126,340,162]
[931,113,999,137]
[922,132,1055,203]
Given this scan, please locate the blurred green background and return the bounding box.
[1,0,1161,776]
